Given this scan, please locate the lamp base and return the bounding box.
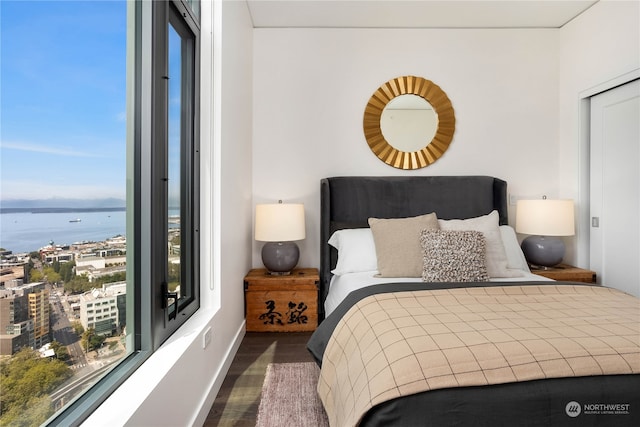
[521,235,565,268]
[261,241,300,275]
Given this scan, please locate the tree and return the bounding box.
[42,266,61,284]
[64,275,90,294]
[168,263,180,291]
[25,258,33,282]
[49,340,70,363]
[81,328,105,353]
[62,270,126,294]
[29,269,44,282]
[0,394,52,427]
[59,261,75,282]
[171,234,181,245]
[0,348,72,425]
[71,321,84,336]
[95,271,126,285]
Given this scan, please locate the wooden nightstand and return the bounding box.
[244,268,319,332]
[531,264,597,283]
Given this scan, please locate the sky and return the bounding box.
[0,0,127,203]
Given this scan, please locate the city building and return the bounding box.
[0,282,47,355]
[74,242,127,281]
[39,244,74,264]
[76,257,106,271]
[0,293,33,356]
[0,264,26,289]
[78,282,126,336]
[75,264,126,282]
[26,283,50,349]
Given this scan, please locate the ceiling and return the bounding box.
[246,0,599,29]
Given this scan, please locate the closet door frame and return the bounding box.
[576,69,640,270]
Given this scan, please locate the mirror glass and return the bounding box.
[380,94,437,152]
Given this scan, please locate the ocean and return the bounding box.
[0,209,127,254]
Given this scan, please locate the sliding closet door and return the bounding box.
[590,79,640,297]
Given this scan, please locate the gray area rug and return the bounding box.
[256,362,329,427]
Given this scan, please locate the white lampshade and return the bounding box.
[255,203,306,242]
[515,199,575,236]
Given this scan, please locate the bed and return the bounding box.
[307,176,640,426]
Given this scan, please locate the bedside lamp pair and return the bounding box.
[516,197,575,269]
[254,198,574,271]
[255,202,305,275]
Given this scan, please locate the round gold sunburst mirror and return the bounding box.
[363,76,455,170]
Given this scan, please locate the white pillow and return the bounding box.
[438,211,521,278]
[328,228,378,275]
[500,225,530,273]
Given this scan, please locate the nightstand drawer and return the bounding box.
[533,264,597,283]
[244,268,319,332]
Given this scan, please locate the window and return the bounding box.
[0,1,200,425]
[56,0,200,423]
[148,0,201,346]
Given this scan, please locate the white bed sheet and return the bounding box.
[325,270,553,317]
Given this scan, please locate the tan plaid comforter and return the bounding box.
[317,284,640,427]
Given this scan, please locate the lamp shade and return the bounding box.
[515,199,575,236]
[255,203,305,242]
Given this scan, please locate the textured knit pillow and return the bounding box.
[368,212,439,277]
[420,230,490,282]
[439,211,520,278]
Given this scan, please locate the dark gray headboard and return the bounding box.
[319,175,508,319]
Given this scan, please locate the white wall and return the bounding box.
[558,0,640,266]
[82,1,254,425]
[253,28,560,269]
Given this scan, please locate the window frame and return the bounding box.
[151,0,201,346]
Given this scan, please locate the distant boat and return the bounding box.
[69,218,81,223]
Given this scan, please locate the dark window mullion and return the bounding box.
[177,15,196,309]
[151,0,171,344]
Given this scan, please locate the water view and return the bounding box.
[0,209,126,253]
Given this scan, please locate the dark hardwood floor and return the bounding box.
[203,332,315,426]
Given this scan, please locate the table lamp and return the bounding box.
[515,198,575,269]
[255,202,305,275]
